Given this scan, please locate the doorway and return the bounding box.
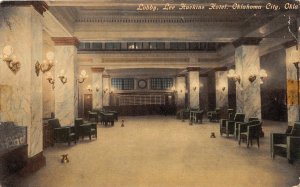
[83,94,93,119]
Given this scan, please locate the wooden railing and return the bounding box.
[118,94,165,106]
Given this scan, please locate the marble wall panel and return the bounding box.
[200,77,208,111]
[103,77,110,106]
[286,45,300,123]
[235,45,261,120]
[0,7,43,157]
[188,71,200,109]
[215,71,228,109]
[175,76,186,108]
[92,71,103,109]
[54,46,77,125]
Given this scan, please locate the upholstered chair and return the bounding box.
[75,118,97,140]
[271,122,300,164]
[220,113,245,137]
[48,119,76,146]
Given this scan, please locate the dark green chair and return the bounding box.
[207,108,221,122]
[99,112,115,126]
[271,122,300,164]
[75,118,97,140]
[220,113,245,137]
[238,120,262,148]
[48,119,76,146]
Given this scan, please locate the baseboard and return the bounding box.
[19,151,46,177]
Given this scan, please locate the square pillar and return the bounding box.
[187,67,201,109]
[52,37,79,125]
[233,38,262,120]
[0,5,45,159]
[215,68,228,109]
[103,75,110,106]
[92,68,104,109]
[175,75,186,108]
[285,43,300,123]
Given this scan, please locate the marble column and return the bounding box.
[175,75,186,108]
[233,38,262,120]
[103,75,110,107]
[0,6,44,158]
[92,68,104,109]
[187,67,200,109]
[285,43,300,123]
[215,69,228,109]
[53,37,79,125]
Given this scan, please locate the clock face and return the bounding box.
[138,79,147,89]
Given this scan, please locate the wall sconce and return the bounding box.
[248,75,256,83]
[248,69,268,84]
[58,69,67,84]
[227,69,241,84]
[78,70,88,83]
[103,88,109,94]
[222,87,226,91]
[86,85,92,92]
[259,69,268,84]
[35,51,56,76]
[95,86,99,92]
[193,86,197,91]
[0,45,21,74]
[46,72,55,89]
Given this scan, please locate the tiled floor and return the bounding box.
[8,116,300,187]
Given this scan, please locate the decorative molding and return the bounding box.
[1,1,48,15]
[103,57,189,63]
[283,40,298,49]
[51,37,79,47]
[20,151,46,176]
[103,75,111,78]
[232,37,262,48]
[200,74,208,77]
[91,67,105,72]
[187,67,201,71]
[176,74,185,77]
[214,67,228,71]
[198,58,221,63]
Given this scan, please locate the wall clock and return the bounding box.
[138,79,147,89]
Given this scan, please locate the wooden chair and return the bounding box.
[271,122,300,164]
[238,120,262,148]
[48,119,76,146]
[75,118,97,140]
[220,113,245,137]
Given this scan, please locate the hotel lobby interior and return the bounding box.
[0,0,300,186]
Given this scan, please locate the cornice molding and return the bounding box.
[103,57,189,63]
[1,1,48,15]
[186,67,201,71]
[76,16,244,24]
[232,37,262,48]
[214,67,228,71]
[103,75,111,78]
[176,74,185,77]
[51,37,79,47]
[283,40,298,49]
[91,67,105,72]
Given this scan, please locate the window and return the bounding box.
[127,42,143,50]
[170,42,186,50]
[151,78,173,90]
[111,78,134,90]
[105,43,121,50]
[92,42,102,49]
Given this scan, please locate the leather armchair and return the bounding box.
[99,112,115,126]
[75,118,97,140]
[48,119,76,146]
[271,122,300,164]
[220,113,245,137]
[238,120,262,148]
[207,108,221,122]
